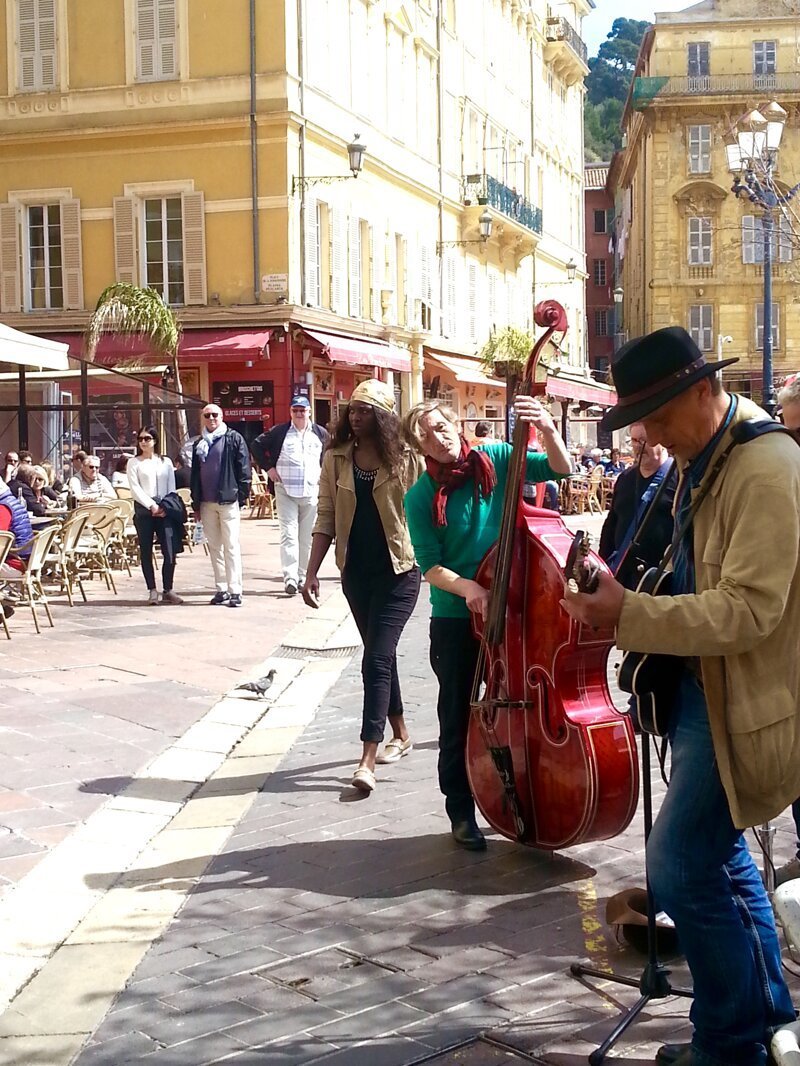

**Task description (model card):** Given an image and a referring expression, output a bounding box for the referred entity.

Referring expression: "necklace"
[353,462,377,482]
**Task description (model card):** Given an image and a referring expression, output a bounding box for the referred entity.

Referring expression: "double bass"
[466,300,639,850]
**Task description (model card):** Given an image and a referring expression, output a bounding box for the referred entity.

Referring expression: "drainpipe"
[436,0,444,343]
[249,0,261,304]
[297,0,307,307]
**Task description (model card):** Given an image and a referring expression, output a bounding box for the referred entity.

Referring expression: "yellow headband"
[349,379,395,413]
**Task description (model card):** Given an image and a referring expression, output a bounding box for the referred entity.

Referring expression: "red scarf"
[425,438,497,527]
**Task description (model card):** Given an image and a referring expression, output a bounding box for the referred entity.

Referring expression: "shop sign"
[261,273,288,293]
[212,380,274,421]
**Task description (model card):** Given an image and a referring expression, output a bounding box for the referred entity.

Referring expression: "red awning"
[302,328,411,373]
[546,374,616,407]
[41,328,273,365]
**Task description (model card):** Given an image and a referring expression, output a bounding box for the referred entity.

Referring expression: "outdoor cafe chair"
[3,523,61,634]
[74,503,119,594]
[0,530,15,639]
[46,509,91,606]
[248,470,275,520]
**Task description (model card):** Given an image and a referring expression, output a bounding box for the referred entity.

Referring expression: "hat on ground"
[349,378,395,413]
[290,395,311,409]
[601,327,738,433]
[605,887,681,956]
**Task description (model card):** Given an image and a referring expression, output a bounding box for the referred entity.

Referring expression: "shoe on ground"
[227,593,243,608]
[284,581,298,596]
[351,767,375,793]
[210,590,230,605]
[656,1044,692,1065]
[776,855,800,887]
[147,589,159,605]
[1,600,15,618]
[376,737,413,764]
[161,590,183,605]
[451,820,487,851]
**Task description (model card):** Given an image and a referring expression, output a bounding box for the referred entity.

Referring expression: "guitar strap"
[610,458,676,581]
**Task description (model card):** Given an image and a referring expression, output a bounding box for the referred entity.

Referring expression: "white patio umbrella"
[0,322,70,371]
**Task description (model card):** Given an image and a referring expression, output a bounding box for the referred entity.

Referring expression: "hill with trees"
[584,18,650,162]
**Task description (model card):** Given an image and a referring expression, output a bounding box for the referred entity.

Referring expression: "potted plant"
[479,325,535,378]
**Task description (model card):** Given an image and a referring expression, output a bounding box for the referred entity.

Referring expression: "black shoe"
[284,581,297,596]
[227,593,243,608]
[451,820,487,851]
[210,591,230,605]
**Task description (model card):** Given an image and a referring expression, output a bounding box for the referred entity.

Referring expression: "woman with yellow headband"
[302,379,422,793]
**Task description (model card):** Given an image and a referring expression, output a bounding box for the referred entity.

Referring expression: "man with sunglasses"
[67,455,117,503]
[190,404,251,607]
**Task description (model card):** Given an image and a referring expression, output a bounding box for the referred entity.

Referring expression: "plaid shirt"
[276,425,323,498]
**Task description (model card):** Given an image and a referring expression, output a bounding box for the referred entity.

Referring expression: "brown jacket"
[313,441,422,574]
[616,396,800,828]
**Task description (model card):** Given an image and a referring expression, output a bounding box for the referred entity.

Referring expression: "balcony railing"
[633,72,800,108]
[545,16,588,66]
[462,173,543,237]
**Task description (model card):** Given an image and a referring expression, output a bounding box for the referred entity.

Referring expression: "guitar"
[564,530,601,594]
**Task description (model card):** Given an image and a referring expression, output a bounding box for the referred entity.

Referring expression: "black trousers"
[133,507,177,592]
[429,616,481,824]
[341,566,420,744]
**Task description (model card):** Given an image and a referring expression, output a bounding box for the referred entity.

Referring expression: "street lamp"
[613,286,623,306]
[728,100,800,416]
[436,209,493,252]
[292,133,367,193]
[566,258,577,281]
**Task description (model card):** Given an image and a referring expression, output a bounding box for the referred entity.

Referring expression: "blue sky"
[583,0,696,56]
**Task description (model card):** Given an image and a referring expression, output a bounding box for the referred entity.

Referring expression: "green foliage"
[584,18,649,159]
[85,283,180,360]
[479,326,535,374]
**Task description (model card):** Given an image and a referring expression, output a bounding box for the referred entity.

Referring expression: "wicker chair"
[45,509,91,606]
[0,530,15,638]
[2,524,61,633]
[73,503,120,594]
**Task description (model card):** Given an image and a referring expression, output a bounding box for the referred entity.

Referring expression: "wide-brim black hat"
[601,327,739,432]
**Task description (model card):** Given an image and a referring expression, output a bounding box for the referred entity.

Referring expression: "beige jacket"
[313,441,422,574]
[616,396,800,828]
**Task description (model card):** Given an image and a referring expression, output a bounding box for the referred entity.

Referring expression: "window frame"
[755,302,780,350]
[753,40,777,76]
[593,209,607,234]
[688,216,712,266]
[689,304,713,352]
[24,201,64,311]
[687,41,710,78]
[140,194,185,306]
[687,124,711,174]
[594,309,608,337]
[593,259,607,286]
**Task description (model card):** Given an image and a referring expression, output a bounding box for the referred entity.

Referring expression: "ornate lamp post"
[727,101,799,416]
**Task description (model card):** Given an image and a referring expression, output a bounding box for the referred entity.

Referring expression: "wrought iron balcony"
[461,173,543,237]
[545,16,588,66]
[632,72,800,108]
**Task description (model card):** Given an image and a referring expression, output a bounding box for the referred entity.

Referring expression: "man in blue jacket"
[190,403,251,607]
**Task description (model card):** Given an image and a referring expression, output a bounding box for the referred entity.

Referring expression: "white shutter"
[60,199,83,310]
[18,0,57,92]
[157,0,177,77]
[370,223,383,322]
[0,204,21,313]
[304,197,320,305]
[444,254,457,337]
[387,234,398,325]
[137,0,156,79]
[36,0,56,89]
[779,215,793,263]
[330,209,347,315]
[113,196,137,284]
[348,216,362,317]
[467,262,478,345]
[18,0,37,91]
[419,244,430,304]
[182,191,206,305]
[742,216,756,264]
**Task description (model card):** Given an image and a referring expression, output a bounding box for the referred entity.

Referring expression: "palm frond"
[84,284,181,361]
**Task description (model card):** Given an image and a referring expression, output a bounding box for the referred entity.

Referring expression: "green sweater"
[404,442,559,619]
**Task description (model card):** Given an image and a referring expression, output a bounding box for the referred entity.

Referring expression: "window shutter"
[330,209,347,315]
[348,216,362,318]
[370,224,383,322]
[157,0,177,77]
[113,196,137,284]
[59,199,83,310]
[386,234,398,324]
[0,204,21,313]
[36,0,57,89]
[467,262,478,345]
[304,197,320,305]
[779,215,793,263]
[742,216,756,264]
[18,0,57,92]
[181,191,207,305]
[137,0,156,79]
[18,0,36,91]
[444,254,457,337]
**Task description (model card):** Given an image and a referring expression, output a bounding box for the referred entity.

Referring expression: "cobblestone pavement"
[67,513,799,1066]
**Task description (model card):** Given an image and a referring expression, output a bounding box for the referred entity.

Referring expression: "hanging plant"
[479,326,535,376]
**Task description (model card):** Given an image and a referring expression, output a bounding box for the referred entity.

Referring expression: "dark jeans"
[133,507,177,593]
[647,673,795,1065]
[429,616,481,824]
[792,798,800,857]
[341,566,420,744]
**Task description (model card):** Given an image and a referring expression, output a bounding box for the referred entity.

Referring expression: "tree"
[584,18,649,158]
[85,284,189,443]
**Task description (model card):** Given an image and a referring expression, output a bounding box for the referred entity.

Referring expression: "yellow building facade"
[0,0,596,462]
[611,0,800,399]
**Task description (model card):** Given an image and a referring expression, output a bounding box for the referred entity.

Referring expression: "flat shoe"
[376,738,413,764]
[351,767,375,793]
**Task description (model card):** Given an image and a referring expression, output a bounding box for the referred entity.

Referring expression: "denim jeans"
[647,673,795,1066]
[133,506,177,592]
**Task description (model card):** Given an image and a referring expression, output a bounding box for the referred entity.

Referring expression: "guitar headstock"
[564,530,600,594]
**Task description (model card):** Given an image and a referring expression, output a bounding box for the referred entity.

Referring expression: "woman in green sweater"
[403,397,571,850]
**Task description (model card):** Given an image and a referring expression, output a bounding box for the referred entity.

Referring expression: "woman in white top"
[127,426,182,605]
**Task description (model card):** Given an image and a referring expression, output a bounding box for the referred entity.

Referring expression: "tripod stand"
[570,730,693,1065]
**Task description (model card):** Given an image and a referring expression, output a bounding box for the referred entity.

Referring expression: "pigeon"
[235,669,276,697]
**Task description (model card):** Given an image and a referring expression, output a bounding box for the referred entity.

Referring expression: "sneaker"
[161,590,184,605]
[210,590,230,605]
[227,593,243,608]
[147,589,159,605]
[284,581,298,596]
[776,856,800,887]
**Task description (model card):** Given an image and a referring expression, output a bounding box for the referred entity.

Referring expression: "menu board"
[212,380,274,423]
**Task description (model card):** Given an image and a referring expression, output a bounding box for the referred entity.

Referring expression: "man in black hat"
[563,327,800,1066]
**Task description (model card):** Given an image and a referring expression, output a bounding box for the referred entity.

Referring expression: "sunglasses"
[203,412,221,419]
[138,435,154,442]
[86,465,100,471]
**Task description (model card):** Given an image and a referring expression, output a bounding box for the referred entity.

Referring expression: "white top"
[68,472,117,502]
[126,455,176,510]
[275,425,322,499]
[111,471,129,487]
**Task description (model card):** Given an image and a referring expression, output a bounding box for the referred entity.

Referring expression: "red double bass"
[466,300,639,850]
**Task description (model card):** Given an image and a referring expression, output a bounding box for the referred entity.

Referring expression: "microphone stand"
[570,730,693,1065]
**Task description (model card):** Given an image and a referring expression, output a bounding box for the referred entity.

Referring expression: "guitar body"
[618,568,683,736]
